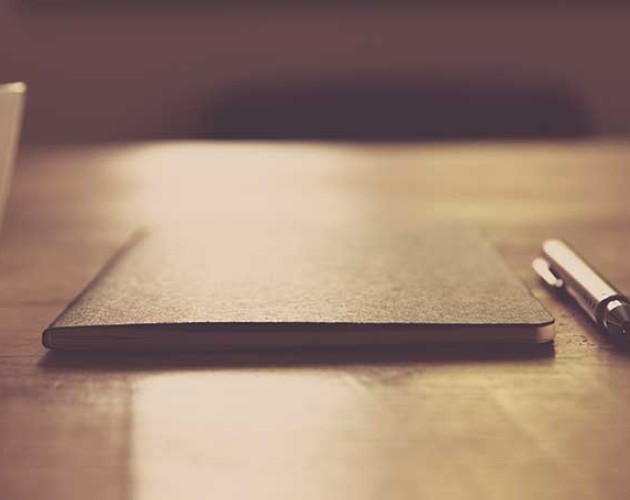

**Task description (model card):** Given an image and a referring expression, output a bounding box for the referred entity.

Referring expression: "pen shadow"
[549,291,630,356]
[38,342,555,373]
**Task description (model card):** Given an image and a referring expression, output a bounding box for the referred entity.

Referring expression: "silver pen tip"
[605,304,630,339]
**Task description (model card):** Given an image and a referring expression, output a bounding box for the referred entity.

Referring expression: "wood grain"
[2,140,630,499]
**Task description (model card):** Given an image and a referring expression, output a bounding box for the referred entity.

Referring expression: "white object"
[0,82,26,235]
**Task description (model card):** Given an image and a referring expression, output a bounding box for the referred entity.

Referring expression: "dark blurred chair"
[205,72,593,141]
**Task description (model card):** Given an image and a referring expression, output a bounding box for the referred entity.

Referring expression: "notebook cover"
[43,222,554,351]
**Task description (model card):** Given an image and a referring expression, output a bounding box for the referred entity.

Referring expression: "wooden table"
[2,141,630,500]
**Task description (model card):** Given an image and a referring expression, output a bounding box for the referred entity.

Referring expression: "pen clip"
[532,257,565,289]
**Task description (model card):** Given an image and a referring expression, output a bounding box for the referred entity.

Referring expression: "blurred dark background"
[1,3,628,143]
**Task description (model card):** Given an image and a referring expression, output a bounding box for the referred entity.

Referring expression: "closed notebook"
[43,222,554,352]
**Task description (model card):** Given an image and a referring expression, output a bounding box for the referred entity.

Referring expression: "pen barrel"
[543,239,622,323]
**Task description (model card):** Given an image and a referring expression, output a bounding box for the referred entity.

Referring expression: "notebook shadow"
[38,342,555,373]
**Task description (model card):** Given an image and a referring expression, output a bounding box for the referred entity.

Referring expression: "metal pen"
[533,239,630,339]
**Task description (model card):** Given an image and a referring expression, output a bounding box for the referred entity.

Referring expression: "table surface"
[2,140,630,500]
